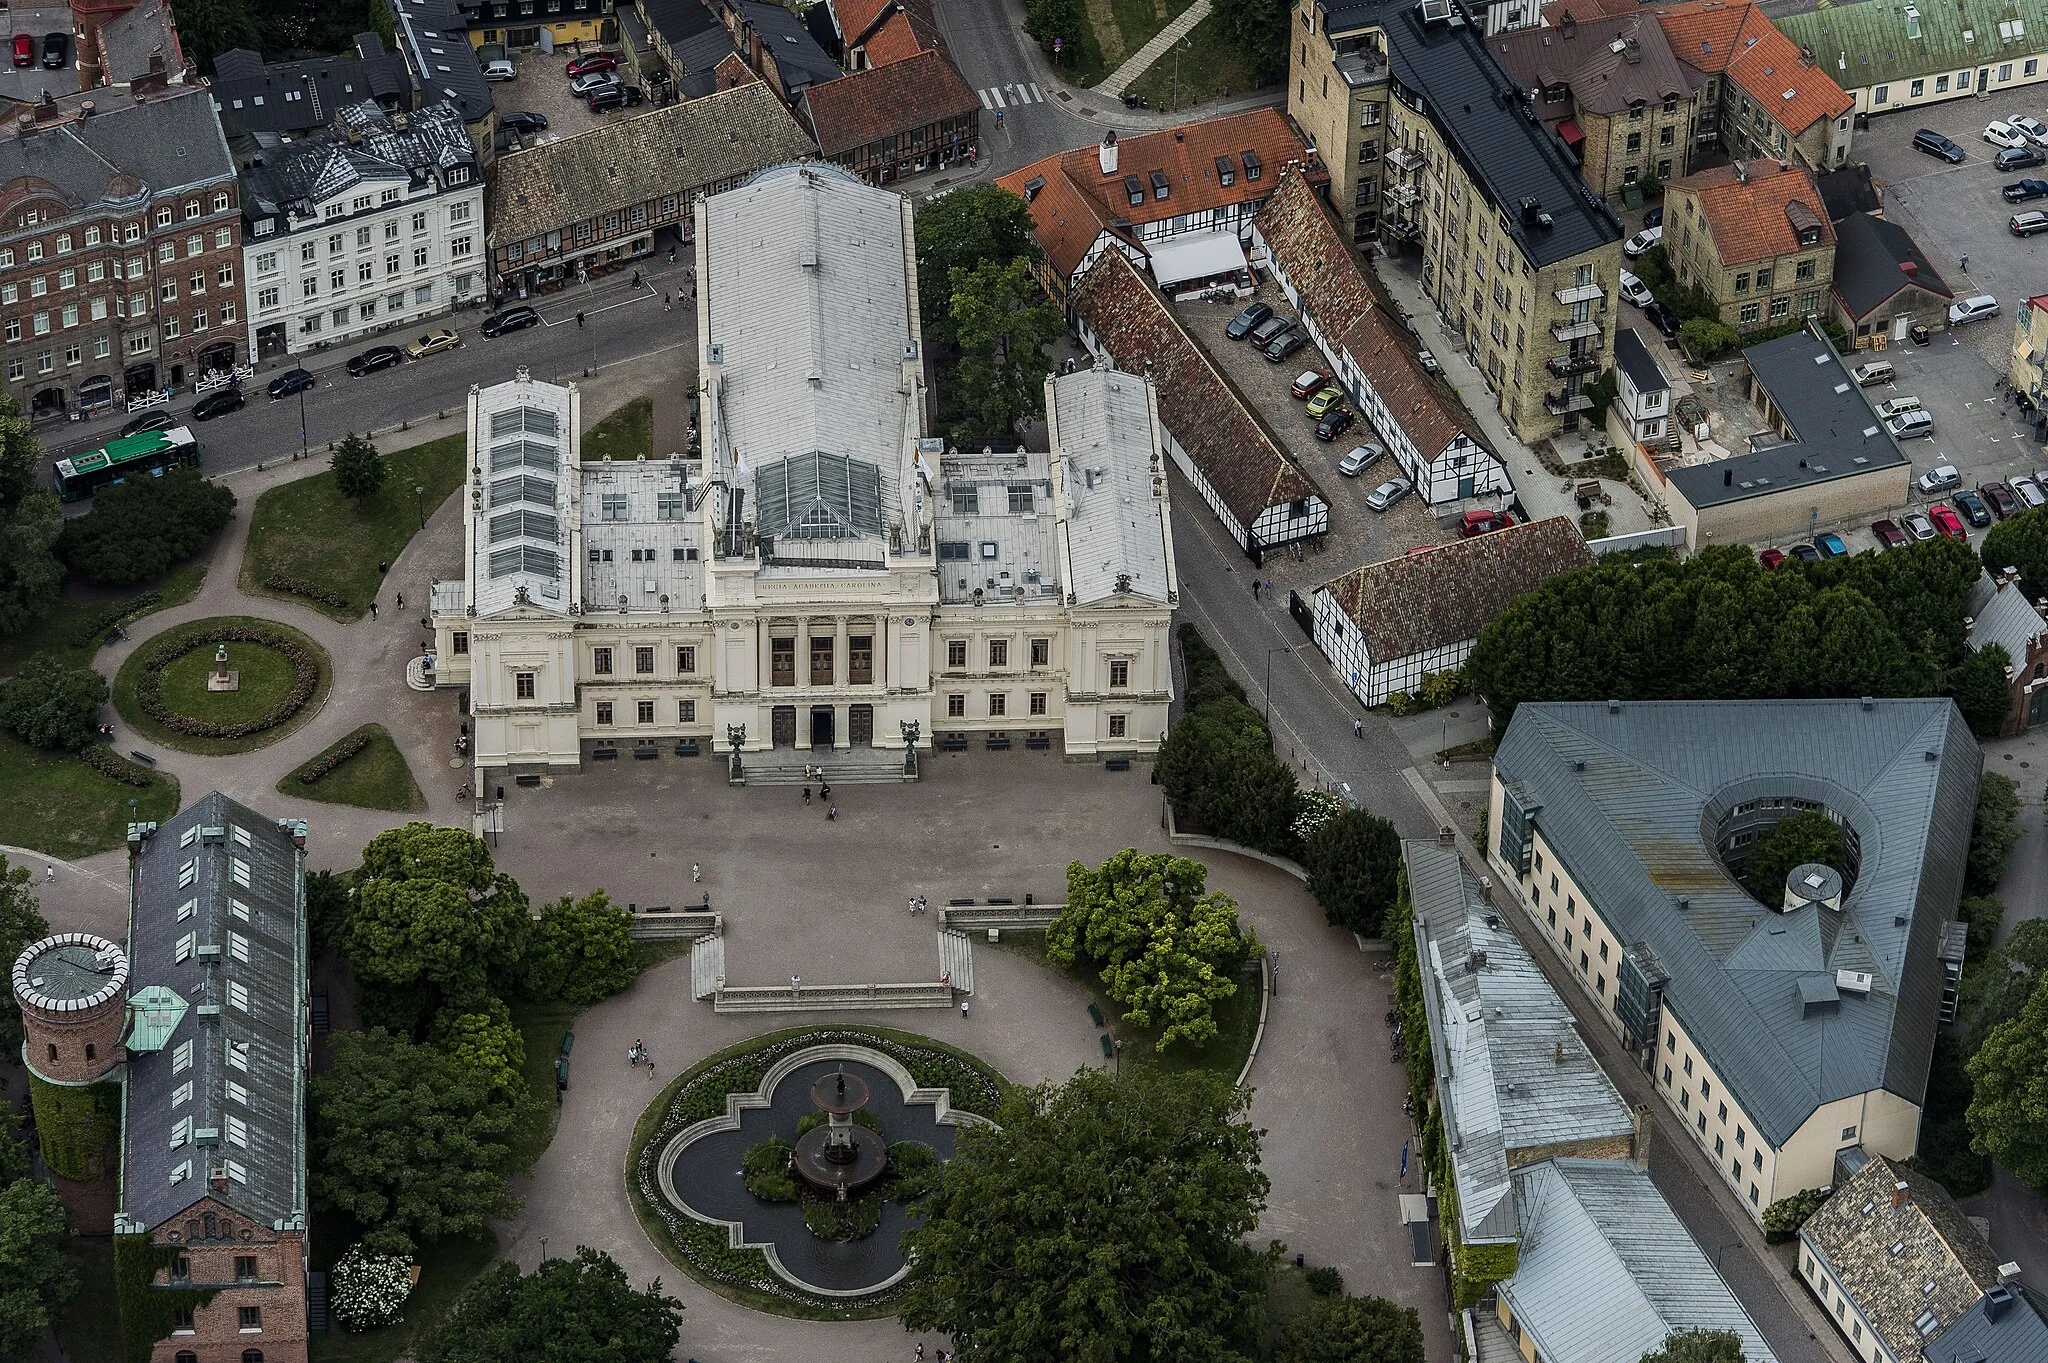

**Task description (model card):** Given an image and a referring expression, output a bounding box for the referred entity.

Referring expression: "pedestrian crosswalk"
[977,81,1044,109]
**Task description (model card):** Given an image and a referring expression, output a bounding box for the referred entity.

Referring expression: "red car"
[1457,509,1517,538]
[564,52,617,77]
[1981,481,2020,518]
[1929,502,1968,538]
[11,35,32,66]
[1871,518,1908,549]
[1758,546,1787,569]
[1289,369,1331,399]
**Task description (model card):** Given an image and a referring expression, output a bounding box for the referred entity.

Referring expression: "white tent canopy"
[1148,231,1247,288]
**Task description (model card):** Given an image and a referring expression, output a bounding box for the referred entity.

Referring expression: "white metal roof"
[1049,366,1171,607]
[933,448,1060,607]
[580,458,704,613]
[1146,229,1248,287]
[470,373,575,618]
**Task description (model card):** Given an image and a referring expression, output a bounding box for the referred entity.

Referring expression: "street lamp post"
[1172,34,1192,111]
[1264,646,1290,722]
[297,386,308,462]
[415,484,426,529]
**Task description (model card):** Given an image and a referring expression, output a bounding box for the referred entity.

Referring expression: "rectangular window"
[989,692,1007,717]
[1030,638,1050,667]
[515,672,535,699]
[1030,692,1047,715]
[989,639,1008,667]
[677,645,696,673]
[235,1256,258,1282]
[771,638,795,686]
[947,694,965,718]
[635,646,654,675]
[238,1307,261,1331]
[848,635,872,684]
[810,636,834,685]
[636,700,655,724]
[947,639,966,668]
[1108,714,1127,738]
[593,646,613,675]
[596,701,614,725]
[678,699,696,722]
[1109,659,1130,688]
[1739,302,1760,324]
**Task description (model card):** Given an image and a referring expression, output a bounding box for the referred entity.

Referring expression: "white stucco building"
[430,163,1176,770]
[239,101,483,362]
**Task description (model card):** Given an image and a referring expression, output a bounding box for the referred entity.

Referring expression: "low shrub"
[135,625,321,739]
[329,1244,414,1332]
[77,743,156,788]
[294,730,371,784]
[1305,1265,1344,1296]
[262,575,351,610]
[1761,1186,1831,1243]
[802,1195,882,1241]
[69,592,162,649]
[741,1137,797,1202]
[888,1141,940,1203]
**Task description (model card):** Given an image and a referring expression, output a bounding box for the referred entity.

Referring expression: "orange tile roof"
[1672,157,1834,266]
[1657,0,1852,135]
[997,108,1321,279]
[799,49,978,157]
[835,0,933,66]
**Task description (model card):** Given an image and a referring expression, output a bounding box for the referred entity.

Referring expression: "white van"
[1875,395,1923,420]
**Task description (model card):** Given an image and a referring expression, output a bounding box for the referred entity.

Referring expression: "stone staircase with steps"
[737,747,916,787]
[713,981,953,1012]
[937,929,974,994]
[690,934,725,1001]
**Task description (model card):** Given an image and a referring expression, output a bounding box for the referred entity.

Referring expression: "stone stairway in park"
[674,914,978,1013]
[690,933,725,1001]
[937,929,974,994]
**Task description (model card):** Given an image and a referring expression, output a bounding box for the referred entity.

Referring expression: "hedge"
[135,626,321,739]
[293,729,371,784]
[70,592,163,649]
[262,575,350,610]
[78,743,156,788]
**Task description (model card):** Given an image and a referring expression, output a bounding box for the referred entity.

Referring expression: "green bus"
[52,426,200,502]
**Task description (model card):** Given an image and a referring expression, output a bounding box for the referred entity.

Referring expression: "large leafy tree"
[1739,810,1845,903]
[1640,1330,1746,1363]
[331,433,386,504]
[174,0,260,73]
[0,1174,73,1363]
[899,1064,1275,1362]
[1949,643,2015,738]
[0,658,106,752]
[1212,0,1289,81]
[1968,983,2048,1191]
[1050,850,1259,1049]
[422,1248,681,1363]
[1968,771,2024,896]
[0,863,43,1058]
[430,997,525,1100]
[58,466,235,586]
[1021,0,1087,69]
[1303,809,1402,937]
[342,823,531,1008]
[0,399,61,636]
[1156,702,1301,856]
[943,257,1064,447]
[519,889,638,1005]
[1982,507,2048,602]
[913,184,1040,351]
[1966,918,2048,1054]
[1275,1294,1425,1363]
[309,1028,519,1258]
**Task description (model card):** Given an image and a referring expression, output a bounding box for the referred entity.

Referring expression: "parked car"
[569,69,620,97]
[1338,444,1384,477]
[499,110,549,135]
[1930,502,1968,537]
[1955,488,1994,526]
[1248,315,1291,348]
[1757,546,1787,569]
[1987,119,2032,148]
[2014,114,2048,146]
[1871,518,1909,549]
[1815,531,1849,558]
[588,84,645,113]
[1314,408,1356,441]
[40,32,64,67]
[1643,205,1663,228]
[347,344,406,376]
[1886,410,1934,440]
[403,328,459,358]
[1622,224,1663,257]
[2011,211,2048,237]
[191,387,245,421]
[1997,145,2048,172]
[1643,300,1681,338]
[1290,368,1331,398]
[10,35,31,66]
[2004,177,2048,201]
[482,55,515,80]
[481,305,542,337]
[1789,542,1823,562]
[1901,511,1937,540]
[1850,359,1895,386]
[266,368,315,399]
[1918,463,1962,493]
[1417,349,1440,374]
[1951,294,2002,325]
[120,410,174,437]
[1457,509,1517,537]
[1982,480,2020,517]
[564,52,617,76]
[1875,394,1922,421]
[1364,477,1412,511]
[2016,475,2048,509]
[1226,303,1273,340]
[1618,270,1652,307]
[1305,386,1345,418]
[1914,128,1968,163]
[1262,330,1308,363]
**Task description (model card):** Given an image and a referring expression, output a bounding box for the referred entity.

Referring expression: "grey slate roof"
[100,0,185,87]
[211,35,413,139]
[1666,326,1909,510]
[1048,365,1173,607]
[1614,327,1667,395]
[640,0,738,95]
[1503,1158,1779,1363]
[1491,699,1979,1147]
[1406,841,1636,1246]
[385,0,493,122]
[1815,165,1882,224]
[1832,211,1952,321]
[1927,1282,2048,1363]
[0,86,235,215]
[1491,11,1705,116]
[1322,0,1625,268]
[736,1,841,91]
[117,793,307,1236]
[241,102,473,222]
[1965,570,2045,666]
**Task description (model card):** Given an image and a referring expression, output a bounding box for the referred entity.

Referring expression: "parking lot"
[1168,288,1451,566]
[493,46,655,146]
[0,7,74,103]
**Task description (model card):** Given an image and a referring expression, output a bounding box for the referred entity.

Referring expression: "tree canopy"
[309,1028,520,1258]
[940,256,1064,447]
[1739,810,1845,904]
[1968,980,2048,1191]
[1157,625,1302,857]
[1640,1331,1746,1363]
[518,889,638,1005]
[1950,643,2014,738]
[58,465,234,586]
[0,658,106,752]
[1052,849,1260,1049]
[332,433,386,503]
[0,859,47,1056]
[913,184,1040,351]
[899,1064,1275,1362]
[1275,1294,1424,1363]
[1982,507,2048,602]
[421,1248,682,1363]
[430,996,525,1100]
[1303,809,1402,937]
[1211,0,1289,81]
[1968,771,2023,896]
[341,823,531,1008]
[1021,0,1087,69]
[0,398,62,636]
[1465,540,1981,731]
[0,1173,73,1363]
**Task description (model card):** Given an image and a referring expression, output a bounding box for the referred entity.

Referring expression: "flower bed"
[293,729,370,784]
[135,626,321,739]
[329,1245,414,1332]
[77,743,155,788]
[69,592,162,649]
[262,575,351,611]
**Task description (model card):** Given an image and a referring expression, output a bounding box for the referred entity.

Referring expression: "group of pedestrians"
[627,1038,655,1080]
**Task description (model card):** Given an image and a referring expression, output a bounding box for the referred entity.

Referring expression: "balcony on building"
[1546,352,1598,378]
[1385,145,1424,174]
[1334,42,1388,89]
[1554,281,1605,305]
[1384,180,1420,209]
[1551,318,1601,343]
[1544,389,1595,415]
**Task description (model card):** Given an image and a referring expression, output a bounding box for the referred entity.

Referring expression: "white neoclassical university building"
[429,162,1177,770]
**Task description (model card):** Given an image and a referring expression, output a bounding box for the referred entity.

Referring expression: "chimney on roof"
[1622,36,1641,62]
[2001,1262,2024,1286]
[1631,1104,1652,1169]
[1099,130,1119,175]
[1900,259,1918,276]
[1560,10,1577,36]
[1799,42,1815,65]
[1892,1179,1910,1209]
[1734,159,1748,184]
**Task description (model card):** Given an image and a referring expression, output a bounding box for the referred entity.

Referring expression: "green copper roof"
[1776,0,2048,92]
[123,985,186,1053]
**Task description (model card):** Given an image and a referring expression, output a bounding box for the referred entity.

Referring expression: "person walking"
[1251,579,1261,601]
[909,896,919,915]
[692,862,702,883]
[1354,719,1364,738]
[663,292,672,311]
[819,782,831,801]
[395,592,404,609]
[44,865,54,883]
[960,999,970,1017]
[647,1059,656,1081]
[917,1345,925,1360]
[369,601,379,620]
[803,786,812,805]
[918,895,928,915]
[827,803,837,821]
[576,311,585,328]
[1962,252,1971,272]
[668,246,677,265]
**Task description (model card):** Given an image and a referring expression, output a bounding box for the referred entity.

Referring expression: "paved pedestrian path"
[1096,0,1211,97]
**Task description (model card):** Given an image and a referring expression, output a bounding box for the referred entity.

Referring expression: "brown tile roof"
[1070,247,1322,529]
[1254,169,1477,463]
[836,0,933,66]
[487,80,817,246]
[997,108,1320,278]
[1672,158,1834,266]
[1657,0,1852,135]
[1801,1155,2000,1363]
[1492,11,1706,116]
[1320,516,1593,657]
[799,48,977,156]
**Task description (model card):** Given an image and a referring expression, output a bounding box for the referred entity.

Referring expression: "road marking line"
[983,86,1005,108]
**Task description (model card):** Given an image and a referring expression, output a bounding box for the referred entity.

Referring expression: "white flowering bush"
[1292,788,1345,842]
[330,1244,413,1332]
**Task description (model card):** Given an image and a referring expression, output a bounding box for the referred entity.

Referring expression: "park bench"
[592,746,618,761]
[937,734,970,752]
[675,739,700,756]
[985,735,1012,751]
[1088,1002,1104,1027]
[129,750,156,766]
[1025,734,1051,750]
[1099,1033,1115,1059]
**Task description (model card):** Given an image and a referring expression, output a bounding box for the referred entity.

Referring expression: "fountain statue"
[791,1066,889,1202]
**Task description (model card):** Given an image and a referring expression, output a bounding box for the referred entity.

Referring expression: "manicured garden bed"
[280,723,424,812]
[113,616,331,755]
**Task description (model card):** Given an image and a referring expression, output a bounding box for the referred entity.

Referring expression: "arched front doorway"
[198,340,236,374]
[29,385,64,418]
[123,362,156,396]
[76,374,112,410]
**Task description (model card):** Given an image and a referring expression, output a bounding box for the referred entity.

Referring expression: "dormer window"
[1799,227,1820,245]
[1124,174,1144,207]
[1149,170,1169,201]
[1215,155,1235,187]
[1243,150,1262,180]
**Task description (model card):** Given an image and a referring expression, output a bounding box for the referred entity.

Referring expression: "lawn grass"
[156,638,301,727]
[241,434,466,622]
[112,615,332,756]
[0,734,179,857]
[1122,10,1254,111]
[56,1235,120,1363]
[306,1229,499,1363]
[280,723,425,812]
[0,560,206,677]
[582,396,652,463]
[508,999,581,1174]
[990,930,1264,1082]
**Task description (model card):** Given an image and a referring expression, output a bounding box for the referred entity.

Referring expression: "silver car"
[2016,475,2048,509]
[1901,511,1936,540]
[1365,477,1412,511]
[1338,444,1385,477]
[569,69,620,96]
